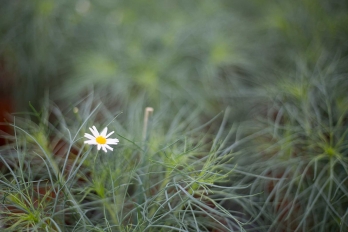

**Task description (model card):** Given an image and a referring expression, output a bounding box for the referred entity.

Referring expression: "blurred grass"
[1,1,347,112]
[0,101,248,231]
[1,0,348,231]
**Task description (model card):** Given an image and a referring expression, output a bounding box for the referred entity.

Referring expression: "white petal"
[100,127,108,137]
[85,140,97,144]
[106,131,114,138]
[89,126,99,137]
[97,144,101,150]
[84,133,95,140]
[102,145,107,152]
[93,126,100,135]
[106,138,119,144]
[105,144,113,151]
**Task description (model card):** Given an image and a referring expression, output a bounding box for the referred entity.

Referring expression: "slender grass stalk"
[143,107,154,142]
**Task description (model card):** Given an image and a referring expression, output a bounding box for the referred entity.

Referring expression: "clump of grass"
[0,100,249,231]
[2,1,348,231]
[232,58,348,231]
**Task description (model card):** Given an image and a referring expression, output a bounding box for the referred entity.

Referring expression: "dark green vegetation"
[1,0,348,231]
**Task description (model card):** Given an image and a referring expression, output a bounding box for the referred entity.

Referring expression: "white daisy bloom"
[84,126,119,153]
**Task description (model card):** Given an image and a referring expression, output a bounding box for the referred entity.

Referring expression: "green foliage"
[0,103,246,231]
[1,0,348,231]
[233,58,348,231]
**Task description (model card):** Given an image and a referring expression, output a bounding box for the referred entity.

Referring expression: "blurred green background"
[1,0,348,115]
[1,0,348,230]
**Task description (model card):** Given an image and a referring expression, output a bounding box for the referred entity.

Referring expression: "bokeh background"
[1,0,348,231]
[1,0,348,115]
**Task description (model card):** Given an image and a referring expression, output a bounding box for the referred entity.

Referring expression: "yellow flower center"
[96,136,107,144]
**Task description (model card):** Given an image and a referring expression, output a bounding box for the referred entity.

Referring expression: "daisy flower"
[84,126,119,152]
